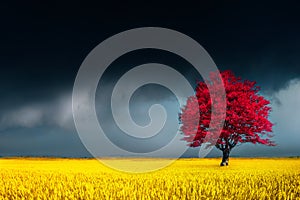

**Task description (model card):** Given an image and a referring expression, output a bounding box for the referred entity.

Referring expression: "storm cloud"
[0,1,299,157]
[0,94,74,131]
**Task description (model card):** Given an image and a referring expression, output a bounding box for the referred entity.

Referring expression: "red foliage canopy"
[179,70,275,151]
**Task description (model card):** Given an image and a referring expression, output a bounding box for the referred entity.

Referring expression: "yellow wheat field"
[0,158,299,200]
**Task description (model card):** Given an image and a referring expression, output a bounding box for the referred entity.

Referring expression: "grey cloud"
[270,78,300,147]
[0,106,43,128]
[0,94,74,131]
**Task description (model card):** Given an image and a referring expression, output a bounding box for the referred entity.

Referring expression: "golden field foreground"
[0,158,299,200]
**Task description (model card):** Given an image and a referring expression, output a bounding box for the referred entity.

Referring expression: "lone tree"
[179,70,275,166]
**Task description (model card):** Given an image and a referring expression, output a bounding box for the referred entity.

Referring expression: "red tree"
[179,70,275,166]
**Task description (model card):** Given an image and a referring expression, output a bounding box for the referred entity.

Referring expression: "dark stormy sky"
[0,1,299,157]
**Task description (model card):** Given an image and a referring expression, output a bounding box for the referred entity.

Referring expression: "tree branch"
[215,143,225,151]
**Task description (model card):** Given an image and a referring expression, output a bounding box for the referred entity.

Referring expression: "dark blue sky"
[0,1,299,157]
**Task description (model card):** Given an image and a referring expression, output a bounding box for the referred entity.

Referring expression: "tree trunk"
[220,148,230,166]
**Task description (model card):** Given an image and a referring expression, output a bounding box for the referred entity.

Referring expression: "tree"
[179,70,275,166]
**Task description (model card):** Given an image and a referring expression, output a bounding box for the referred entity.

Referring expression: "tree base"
[220,161,229,166]
[220,148,230,166]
